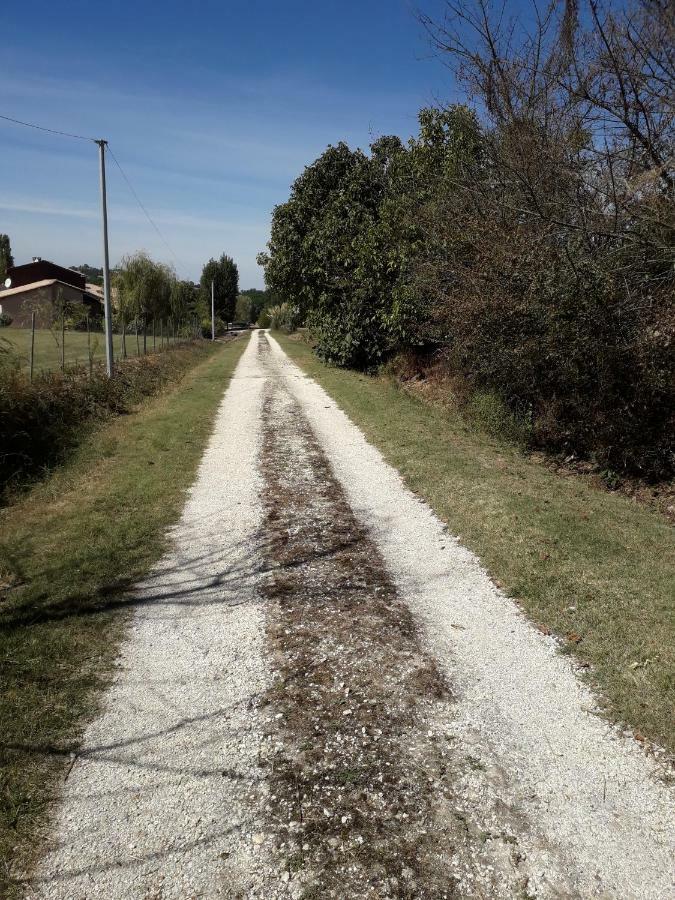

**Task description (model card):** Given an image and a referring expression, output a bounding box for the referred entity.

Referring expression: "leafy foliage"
[259,1,673,478]
[0,343,214,498]
[0,234,13,284]
[267,302,302,332]
[71,263,104,286]
[200,254,239,322]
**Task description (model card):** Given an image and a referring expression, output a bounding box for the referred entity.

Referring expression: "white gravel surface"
[25,330,674,899]
[266,332,675,900]
[25,335,273,899]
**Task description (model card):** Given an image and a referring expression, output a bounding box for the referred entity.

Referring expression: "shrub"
[0,313,12,327]
[268,302,301,332]
[0,343,215,499]
[200,316,226,338]
[464,391,532,447]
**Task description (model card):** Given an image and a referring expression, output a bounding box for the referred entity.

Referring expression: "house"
[0,258,104,326]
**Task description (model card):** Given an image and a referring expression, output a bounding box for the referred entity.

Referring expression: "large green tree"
[258,109,482,368]
[238,288,271,323]
[115,252,175,323]
[0,234,14,284]
[200,254,238,322]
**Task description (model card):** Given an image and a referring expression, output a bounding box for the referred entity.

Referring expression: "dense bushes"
[0,342,215,498]
[259,1,674,479]
[267,302,302,332]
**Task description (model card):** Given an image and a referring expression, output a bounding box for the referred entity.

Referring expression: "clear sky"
[0,0,459,288]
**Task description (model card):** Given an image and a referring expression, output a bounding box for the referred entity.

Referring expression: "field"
[1,326,186,374]
[276,331,675,754]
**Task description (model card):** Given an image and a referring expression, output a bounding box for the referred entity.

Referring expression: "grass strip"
[2,327,178,373]
[0,335,249,895]
[275,332,675,755]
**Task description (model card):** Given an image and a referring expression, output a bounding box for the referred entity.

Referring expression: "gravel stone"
[22,330,675,899]
[24,335,274,899]
[266,331,675,899]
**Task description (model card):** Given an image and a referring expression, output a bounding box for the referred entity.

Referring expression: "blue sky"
[1,0,459,287]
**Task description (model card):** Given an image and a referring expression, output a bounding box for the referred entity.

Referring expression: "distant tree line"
[72,264,104,286]
[114,251,241,336]
[258,0,674,480]
[1,234,247,337]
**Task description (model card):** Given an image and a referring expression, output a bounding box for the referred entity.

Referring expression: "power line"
[0,112,95,142]
[1,111,184,275]
[106,145,183,273]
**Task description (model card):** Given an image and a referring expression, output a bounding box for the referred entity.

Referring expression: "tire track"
[256,335,537,899]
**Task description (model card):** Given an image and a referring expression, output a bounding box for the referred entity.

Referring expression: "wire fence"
[2,313,203,381]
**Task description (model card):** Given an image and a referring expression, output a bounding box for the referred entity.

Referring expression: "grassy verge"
[1,341,221,499]
[0,335,249,895]
[2,327,182,373]
[275,332,675,755]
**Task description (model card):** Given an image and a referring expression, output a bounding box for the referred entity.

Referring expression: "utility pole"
[211,279,215,341]
[96,139,114,377]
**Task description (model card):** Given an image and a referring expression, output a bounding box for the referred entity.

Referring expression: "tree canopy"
[257,0,674,479]
[200,254,239,322]
[0,235,14,284]
[114,252,197,324]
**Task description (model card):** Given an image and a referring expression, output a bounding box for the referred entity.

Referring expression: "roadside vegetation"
[0,335,248,895]
[258,0,674,482]
[276,331,675,756]
[1,326,187,375]
[0,338,215,499]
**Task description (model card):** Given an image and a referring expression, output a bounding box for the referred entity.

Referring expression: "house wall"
[0,283,85,327]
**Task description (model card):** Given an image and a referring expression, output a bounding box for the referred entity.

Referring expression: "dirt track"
[24,330,675,899]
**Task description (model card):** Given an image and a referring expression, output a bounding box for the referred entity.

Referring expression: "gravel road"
[24,329,675,899]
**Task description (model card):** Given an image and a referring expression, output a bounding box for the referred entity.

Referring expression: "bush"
[0,343,215,498]
[464,390,532,447]
[0,313,12,327]
[257,309,272,328]
[200,316,226,338]
[258,0,674,479]
[268,302,301,332]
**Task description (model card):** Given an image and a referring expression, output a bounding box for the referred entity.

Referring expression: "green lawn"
[275,331,675,755]
[2,326,186,374]
[0,335,249,895]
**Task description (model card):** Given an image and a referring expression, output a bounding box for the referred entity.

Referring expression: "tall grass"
[0,341,215,499]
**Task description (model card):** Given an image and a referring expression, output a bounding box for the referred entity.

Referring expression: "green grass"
[275,332,675,754]
[2,326,184,374]
[0,334,249,895]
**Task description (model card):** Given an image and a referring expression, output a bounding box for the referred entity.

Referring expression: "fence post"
[143,316,147,355]
[86,315,92,377]
[61,312,65,372]
[136,319,140,356]
[29,311,36,382]
[152,318,156,351]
